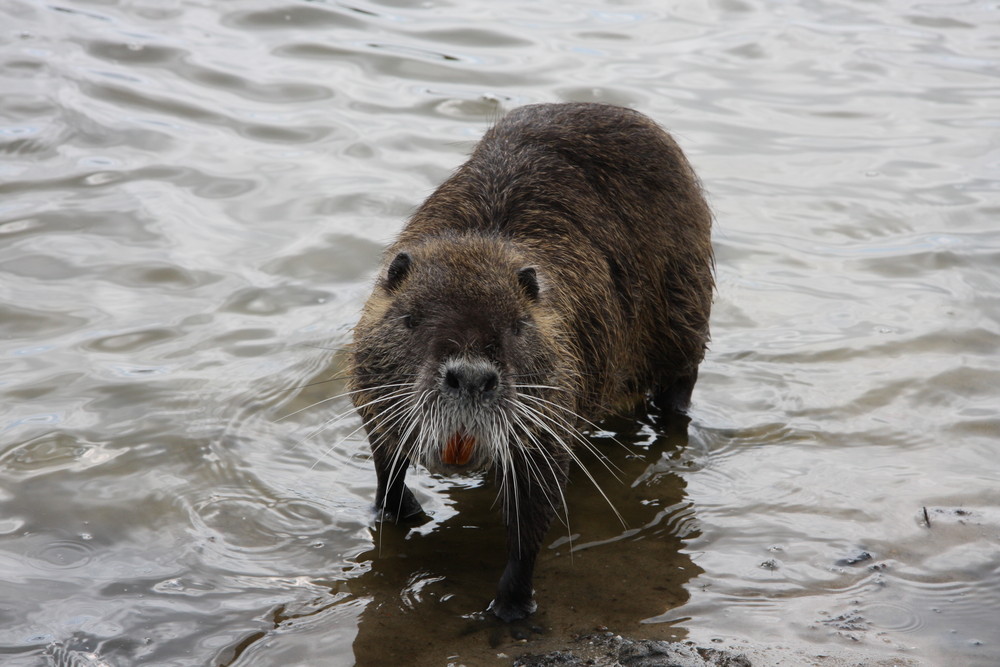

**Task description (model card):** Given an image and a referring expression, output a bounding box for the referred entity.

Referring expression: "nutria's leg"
[488,448,569,621]
[372,442,422,523]
[654,369,699,414]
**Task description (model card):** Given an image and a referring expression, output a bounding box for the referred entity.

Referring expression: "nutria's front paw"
[487,595,537,623]
[373,486,423,523]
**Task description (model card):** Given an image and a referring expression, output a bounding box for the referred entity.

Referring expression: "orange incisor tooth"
[443,431,476,466]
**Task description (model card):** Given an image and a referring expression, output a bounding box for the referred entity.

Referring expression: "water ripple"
[25,538,96,571]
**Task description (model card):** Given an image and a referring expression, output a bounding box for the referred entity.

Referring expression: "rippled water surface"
[2,1,998,665]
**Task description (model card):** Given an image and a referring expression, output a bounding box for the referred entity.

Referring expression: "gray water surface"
[2,1,998,665]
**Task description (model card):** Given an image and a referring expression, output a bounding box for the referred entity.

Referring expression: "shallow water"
[1,0,998,665]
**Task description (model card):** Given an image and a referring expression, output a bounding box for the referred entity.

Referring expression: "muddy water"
[1,1,998,665]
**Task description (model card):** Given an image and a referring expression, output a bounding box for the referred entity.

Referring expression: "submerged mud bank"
[513,633,921,667]
[514,634,750,667]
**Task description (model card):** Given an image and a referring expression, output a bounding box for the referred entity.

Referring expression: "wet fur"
[348,102,713,621]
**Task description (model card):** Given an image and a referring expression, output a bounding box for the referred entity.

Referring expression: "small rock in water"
[836,550,873,566]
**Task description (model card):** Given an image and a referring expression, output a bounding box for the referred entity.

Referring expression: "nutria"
[347,102,713,622]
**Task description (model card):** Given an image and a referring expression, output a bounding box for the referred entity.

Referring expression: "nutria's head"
[349,235,569,475]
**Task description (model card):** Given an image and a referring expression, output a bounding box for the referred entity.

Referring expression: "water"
[1,0,998,665]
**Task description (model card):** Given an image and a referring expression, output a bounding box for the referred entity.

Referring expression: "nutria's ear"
[517,266,539,301]
[384,252,411,291]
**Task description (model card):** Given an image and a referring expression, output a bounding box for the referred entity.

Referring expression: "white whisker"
[275,382,412,423]
[511,399,624,527]
[518,392,630,455]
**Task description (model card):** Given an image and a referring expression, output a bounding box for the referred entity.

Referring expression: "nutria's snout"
[440,358,501,403]
[423,357,504,473]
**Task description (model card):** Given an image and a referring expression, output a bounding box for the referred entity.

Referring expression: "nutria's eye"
[512,317,529,336]
[403,314,416,329]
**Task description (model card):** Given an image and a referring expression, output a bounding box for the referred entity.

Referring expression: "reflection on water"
[343,413,696,667]
[1,0,998,665]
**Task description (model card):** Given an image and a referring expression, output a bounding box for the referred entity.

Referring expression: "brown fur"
[348,102,713,621]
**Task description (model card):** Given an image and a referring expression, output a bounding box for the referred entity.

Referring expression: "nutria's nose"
[442,360,499,399]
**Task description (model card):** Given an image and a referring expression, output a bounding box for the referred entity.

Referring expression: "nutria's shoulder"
[399,103,706,246]
[491,101,653,130]
[475,102,678,173]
